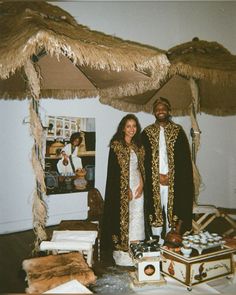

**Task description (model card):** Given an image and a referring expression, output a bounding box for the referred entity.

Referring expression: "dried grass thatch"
[167,38,236,84]
[0,1,169,103]
[130,38,236,116]
[164,38,236,116]
[100,39,236,116]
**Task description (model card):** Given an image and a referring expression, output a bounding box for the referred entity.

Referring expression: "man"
[142,97,194,245]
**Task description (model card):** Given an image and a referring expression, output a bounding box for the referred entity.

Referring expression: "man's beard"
[155,114,169,123]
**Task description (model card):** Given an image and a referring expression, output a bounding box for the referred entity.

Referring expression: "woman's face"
[123,119,137,140]
[72,137,81,146]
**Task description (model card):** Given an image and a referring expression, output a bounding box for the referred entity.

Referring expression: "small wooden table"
[161,245,235,290]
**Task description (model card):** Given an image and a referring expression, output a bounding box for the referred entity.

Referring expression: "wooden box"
[161,245,235,290]
[136,257,161,282]
[130,256,166,288]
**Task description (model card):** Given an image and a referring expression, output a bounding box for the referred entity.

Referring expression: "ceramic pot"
[85,165,95,181]
[181,247,192,257]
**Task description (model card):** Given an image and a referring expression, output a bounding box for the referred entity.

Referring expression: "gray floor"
[91,266,236,294]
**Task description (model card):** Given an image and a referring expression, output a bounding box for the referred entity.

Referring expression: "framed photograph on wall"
[44,115,96,195]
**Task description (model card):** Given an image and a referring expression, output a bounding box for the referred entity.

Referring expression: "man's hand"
[159,173,169,186]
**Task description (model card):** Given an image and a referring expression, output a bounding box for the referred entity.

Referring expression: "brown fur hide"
[22,252,96,294]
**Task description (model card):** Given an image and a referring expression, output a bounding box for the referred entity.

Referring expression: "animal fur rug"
[22,252,96,293]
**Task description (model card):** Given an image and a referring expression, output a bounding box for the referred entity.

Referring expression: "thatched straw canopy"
[0,1,169,102]
[167,38,236,82]
[99,38,236,116]
[162,38,236,116]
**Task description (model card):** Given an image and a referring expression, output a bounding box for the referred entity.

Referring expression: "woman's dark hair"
[109,114,142,147]
[70,132,82,146]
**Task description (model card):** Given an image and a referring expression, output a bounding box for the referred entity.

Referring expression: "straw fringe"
[170,63,236,85]
[41,89,98,100]
[99,55,170,113]
[201,107,236,117]
[31,147,46,194]
[24,60,41,99]
[29,104,44,149]
[99,96,193,115]
[32,190,48,253]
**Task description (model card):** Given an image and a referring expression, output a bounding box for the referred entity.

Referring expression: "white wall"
[54,1,236,52]
[0,1,236,234]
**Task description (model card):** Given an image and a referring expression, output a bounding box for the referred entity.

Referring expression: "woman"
[101,114,146,266]
[57,132,83,175]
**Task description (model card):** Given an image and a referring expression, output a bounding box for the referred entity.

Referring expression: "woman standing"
[57,132,83,175]
[101,114,146,266]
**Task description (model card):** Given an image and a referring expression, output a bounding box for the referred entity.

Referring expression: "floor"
[89,264,236,294]
[0,218,235,294]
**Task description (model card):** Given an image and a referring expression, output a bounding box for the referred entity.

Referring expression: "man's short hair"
[153,97,171,113]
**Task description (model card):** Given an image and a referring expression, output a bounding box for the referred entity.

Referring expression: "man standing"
[142,97,194,245]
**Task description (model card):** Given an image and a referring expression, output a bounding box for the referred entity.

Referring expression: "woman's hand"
[128,188,133,201]
[134,175,143,199]
[134,186,143,199]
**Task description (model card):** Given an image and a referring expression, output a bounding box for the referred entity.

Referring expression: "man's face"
[154,103,170,122]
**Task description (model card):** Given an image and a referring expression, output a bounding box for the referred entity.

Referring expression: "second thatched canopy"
[107,38,236,116]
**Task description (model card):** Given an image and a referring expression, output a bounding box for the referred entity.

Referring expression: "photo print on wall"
[44,115,96,195]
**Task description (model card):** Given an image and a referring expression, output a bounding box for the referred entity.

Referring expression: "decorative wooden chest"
[161,245,235,290]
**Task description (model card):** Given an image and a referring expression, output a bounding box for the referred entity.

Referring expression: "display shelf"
[47,115,78,140]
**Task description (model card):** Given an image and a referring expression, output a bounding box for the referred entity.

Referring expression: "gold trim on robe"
[111,141,145,251]
[144,122,180,227]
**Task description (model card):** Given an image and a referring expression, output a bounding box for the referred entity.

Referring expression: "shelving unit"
[47,115,78,140]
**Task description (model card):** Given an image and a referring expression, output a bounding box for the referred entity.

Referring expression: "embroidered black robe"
[142,121,194,234]
[100,140,145,256]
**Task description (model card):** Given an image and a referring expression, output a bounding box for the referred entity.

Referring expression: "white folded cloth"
[52,230,98,244]
[40,240,92,252]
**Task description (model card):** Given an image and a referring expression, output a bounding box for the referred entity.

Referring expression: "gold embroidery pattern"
[165,123,180,226]
[111,141,145,251]
[112,234,119,245]
[145,123,180,227]
[111,141,130,251]
[145,124,162,226]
